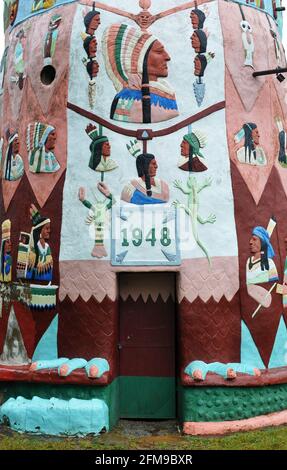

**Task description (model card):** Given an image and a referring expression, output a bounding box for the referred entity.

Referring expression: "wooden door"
[119,273,176,419]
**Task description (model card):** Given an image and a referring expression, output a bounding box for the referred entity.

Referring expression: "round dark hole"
[40,65,56,85]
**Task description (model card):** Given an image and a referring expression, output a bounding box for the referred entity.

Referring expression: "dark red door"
[119,273,176,419]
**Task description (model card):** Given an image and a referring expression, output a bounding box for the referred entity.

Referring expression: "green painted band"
[178,383,287,423]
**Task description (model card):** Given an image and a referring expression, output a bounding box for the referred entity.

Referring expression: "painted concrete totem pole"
[0,0,287,437]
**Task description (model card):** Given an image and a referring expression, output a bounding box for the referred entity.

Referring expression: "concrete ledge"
[181,366,287,387]
[183,410,287,435]
[0,365,111,386]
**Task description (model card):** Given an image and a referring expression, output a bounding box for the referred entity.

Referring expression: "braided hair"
[136,153,155,197]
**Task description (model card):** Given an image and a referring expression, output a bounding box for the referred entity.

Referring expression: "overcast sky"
[0,1,286,62]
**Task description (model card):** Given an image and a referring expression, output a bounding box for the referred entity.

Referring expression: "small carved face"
[147,40,170,79]
[249,235,261,255]
[240,20,252,34]
[87,14,101,35]
[148,158,158,177]
[190,11,199,29]
[20,234,29,245]
[45,130,57,151]
[91,60,99,77]
[4,239,11,254]
[88,37,97,57]
[194,56,202,76]
[41,223,51,241]
[181,140,190,157]
[191,32,201,52]
[12,136,20,155]
[102,141,111,158]
[251,127,260,146]
[136,11,153,29]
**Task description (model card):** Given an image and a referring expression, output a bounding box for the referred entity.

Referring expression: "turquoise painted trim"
[0,396,109,436]
[184,361,258,380]
[32,315,58,362]
[58,358,87,376]
[0,377,120,430]
[31,358,69,370]
[241,321,266,369]
[231,0,274,17]
[85,358,110,378]
[268,317,287,369]
[9,0,77,31]
[8,0,281,36]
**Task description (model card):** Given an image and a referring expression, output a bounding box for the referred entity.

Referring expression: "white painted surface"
[61,1,238,262]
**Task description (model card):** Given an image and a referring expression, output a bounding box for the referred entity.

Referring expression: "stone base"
[183,410,287,435]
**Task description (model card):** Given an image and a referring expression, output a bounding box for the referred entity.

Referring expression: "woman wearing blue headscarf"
[246,226,279,285]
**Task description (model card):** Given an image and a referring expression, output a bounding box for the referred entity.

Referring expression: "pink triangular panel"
[1,83,25,211]
[2,180,22,212]
[26,3,76,116]
[219,1,271,113]
[5,24,28,122]
[18,75,67,208]
[226,71,276,205]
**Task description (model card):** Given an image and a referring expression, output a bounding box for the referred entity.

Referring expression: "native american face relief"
[146,40,170,80]
[19,204,54,282]
[3,130,24,181]
[190,9,206,30]
[27,122,60,174]
[82,6,101,109]
[190,6,214,108]
[86,124,118,174]
[102,24,179,124]
[86,59,99,80]
[178,131,208,173]
[84,10,101,36]
[87,37,98,58]
[121,141,170,205]
[83,36,97,59]
[246,226,279,287]
[191,30,207,54]
[234,123,267,166]
[246,223,279,315]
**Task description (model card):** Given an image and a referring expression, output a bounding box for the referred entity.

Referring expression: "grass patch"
[1,424,287,450]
